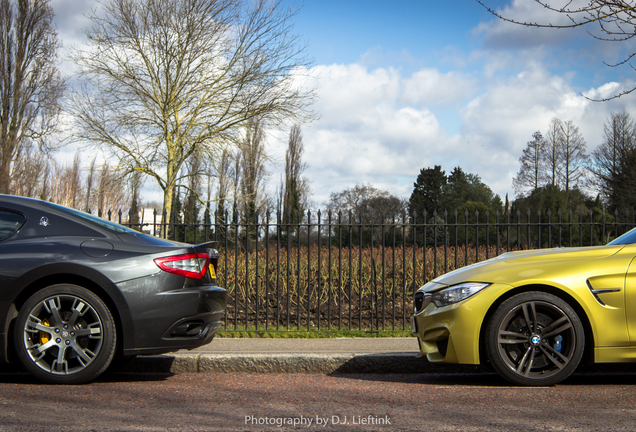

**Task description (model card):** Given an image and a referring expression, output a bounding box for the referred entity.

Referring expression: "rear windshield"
[0,209,26,241]
[44,202,139,234]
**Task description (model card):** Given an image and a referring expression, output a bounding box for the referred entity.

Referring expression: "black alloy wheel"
[485,291,585,386]
[14,284,116,384]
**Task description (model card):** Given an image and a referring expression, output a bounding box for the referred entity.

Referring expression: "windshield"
[44,202,139,234]
[608,227,636,245]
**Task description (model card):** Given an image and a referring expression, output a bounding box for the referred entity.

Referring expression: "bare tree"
[544,118,565,187]
[182,154,205,238]
[477,1,636,99]
[328,184,396,215]
[282,124,309,224]
[47,153,83,208]
[10,143,47,197]
[559,120,588,192]
[70,0,315,233]
[513,118,588,196]
[361,194,408,222]
[0,0,65,193]
[327,183,407,244]
[84,157,97,211]
[595,111,636,173]
[512,131,546,196]
[94,162,129,214]
[590,112,636,209]
[67,152,82,208]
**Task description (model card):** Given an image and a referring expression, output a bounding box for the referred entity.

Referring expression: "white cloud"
[474,0,588,49]
[402,69,478,107]
[285,64,462,205]
[458,62,591,196]
[278,55,636,209]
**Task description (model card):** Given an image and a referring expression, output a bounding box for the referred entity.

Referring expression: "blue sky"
[288,1,492,68]
[51,0,636,207]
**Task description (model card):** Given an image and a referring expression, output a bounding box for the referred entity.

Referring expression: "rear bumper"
[121,283,227,356]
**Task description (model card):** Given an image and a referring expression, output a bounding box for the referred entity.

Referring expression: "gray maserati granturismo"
[0,195,226,384]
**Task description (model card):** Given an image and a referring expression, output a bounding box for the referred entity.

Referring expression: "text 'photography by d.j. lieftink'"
[244,414,392,428]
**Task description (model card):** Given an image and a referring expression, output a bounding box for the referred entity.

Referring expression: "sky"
[49,0,636,208]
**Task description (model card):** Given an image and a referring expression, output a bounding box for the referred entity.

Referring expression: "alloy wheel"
[15,285,116,384]
[22,294,104,375]
[486,292,584,386]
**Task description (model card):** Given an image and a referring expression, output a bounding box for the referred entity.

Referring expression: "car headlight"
[430,282,490,307]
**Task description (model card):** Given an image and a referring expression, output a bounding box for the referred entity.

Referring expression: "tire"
[485,291,584,386]
[13,284,116,384]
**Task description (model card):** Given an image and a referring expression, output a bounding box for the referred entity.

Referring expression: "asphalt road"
[1,371,636,431]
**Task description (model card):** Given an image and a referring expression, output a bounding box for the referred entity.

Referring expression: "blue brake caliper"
[553,335,563,357]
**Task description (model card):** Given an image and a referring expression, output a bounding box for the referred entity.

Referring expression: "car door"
[625,255,636,345]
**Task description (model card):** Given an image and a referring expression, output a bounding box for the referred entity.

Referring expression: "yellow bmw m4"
[412,228,636,386]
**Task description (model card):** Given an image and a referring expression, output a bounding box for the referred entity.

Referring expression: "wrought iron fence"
[104,207,636,335]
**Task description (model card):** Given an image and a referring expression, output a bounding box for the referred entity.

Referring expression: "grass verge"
[217,326,411,338]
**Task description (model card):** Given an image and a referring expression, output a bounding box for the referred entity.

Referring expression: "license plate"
[411,316,417,334]
[208,264,216,279]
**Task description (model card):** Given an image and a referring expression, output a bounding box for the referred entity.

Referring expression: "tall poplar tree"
[283,124,309,225]
[0,0,65,193]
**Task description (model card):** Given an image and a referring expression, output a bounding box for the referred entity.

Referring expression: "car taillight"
[154,253,210,279]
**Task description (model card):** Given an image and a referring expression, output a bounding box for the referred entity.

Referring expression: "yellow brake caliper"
[40,319,51,344]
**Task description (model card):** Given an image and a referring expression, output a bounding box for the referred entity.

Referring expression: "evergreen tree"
[409,165,447,217]
[442,167,502,213]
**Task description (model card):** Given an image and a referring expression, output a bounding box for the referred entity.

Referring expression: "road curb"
[125,353,484,375]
